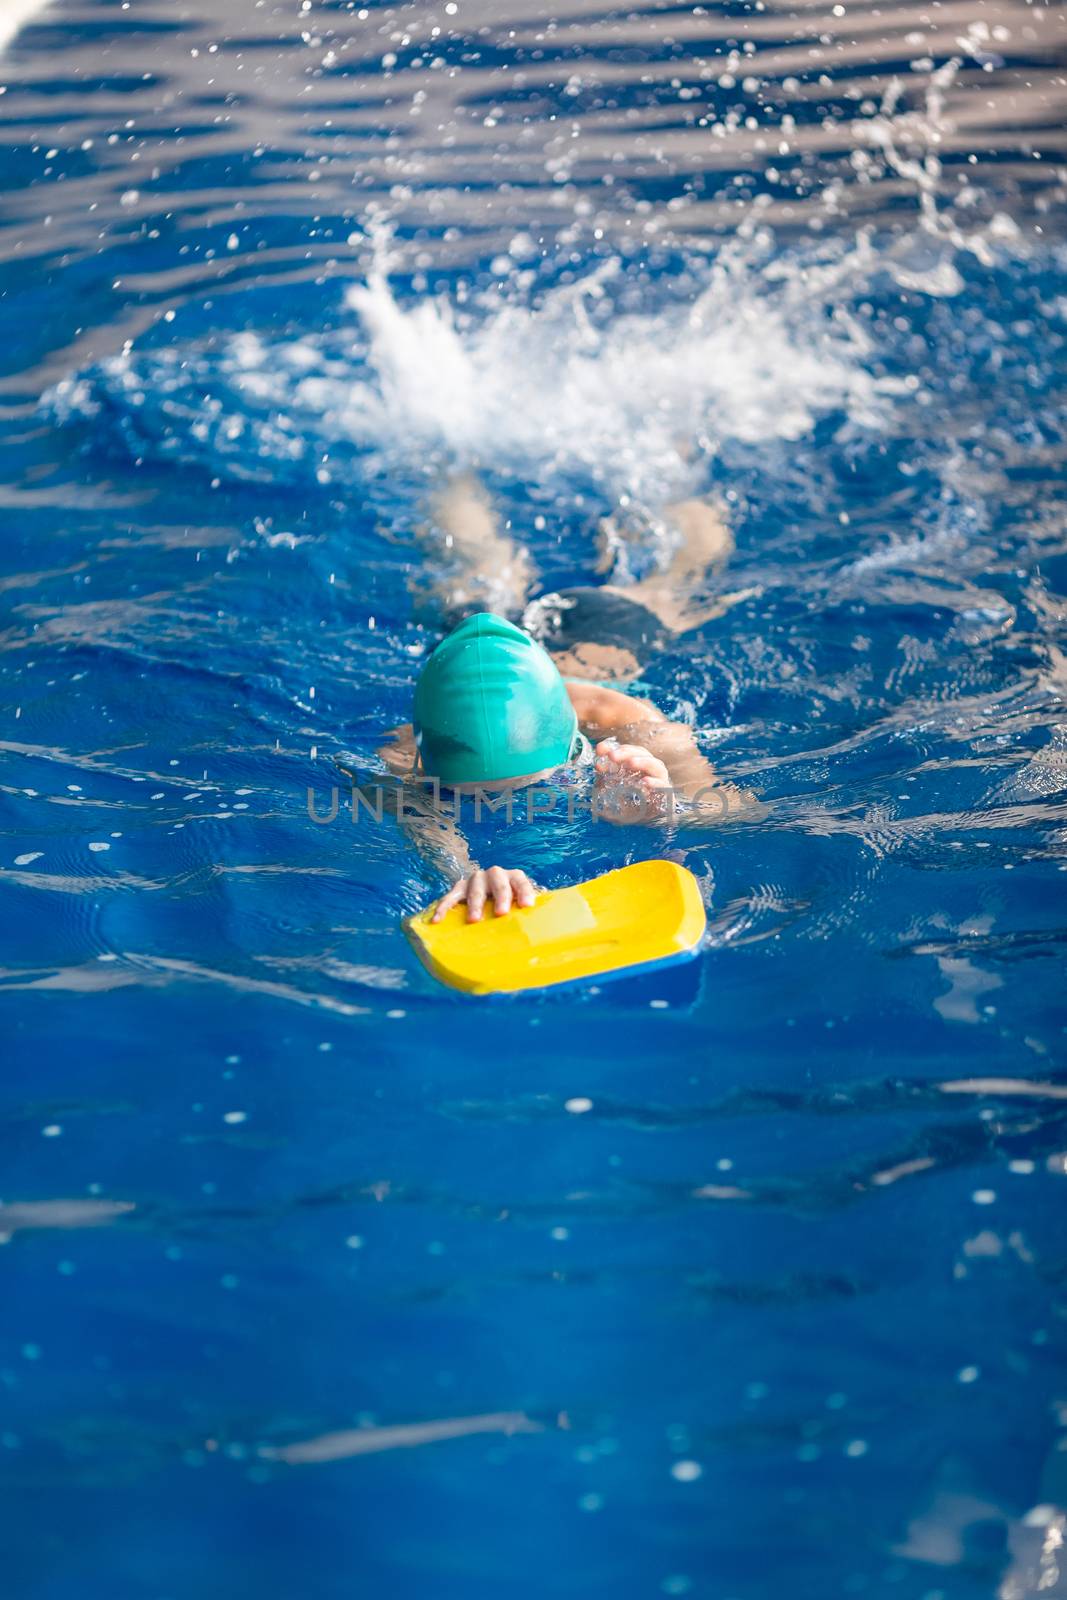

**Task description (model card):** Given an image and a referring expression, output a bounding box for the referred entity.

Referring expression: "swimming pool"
[1,0,1065,1595]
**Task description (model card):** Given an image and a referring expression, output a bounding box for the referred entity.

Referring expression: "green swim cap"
[413,612,579,785]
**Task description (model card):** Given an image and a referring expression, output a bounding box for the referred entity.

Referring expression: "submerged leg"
[601,496,755,634]
[411,474,536,620]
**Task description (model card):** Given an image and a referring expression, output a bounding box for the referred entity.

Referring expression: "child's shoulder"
[566,679,664,732]
[377,723,415,776]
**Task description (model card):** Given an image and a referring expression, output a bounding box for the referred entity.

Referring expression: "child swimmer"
[379,476,758,921]
[380,611,755,924]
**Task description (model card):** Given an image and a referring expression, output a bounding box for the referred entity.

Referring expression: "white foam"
[0,0,51,54]
[51,227,909,522]
[335,230,902,506]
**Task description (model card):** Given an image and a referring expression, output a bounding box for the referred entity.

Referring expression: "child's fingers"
[433,869,538,923]
[617,750,663,778]
[466,870,488,921]
[432,878,469,922]
[485,865,512,915]
[510,870,537,907]
[628,754,670,786]
[597,744,670,785]
[599,742,647,767]
[595,744,630,772]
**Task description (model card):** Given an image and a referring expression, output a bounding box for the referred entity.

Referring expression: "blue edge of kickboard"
[406,931,703,1000]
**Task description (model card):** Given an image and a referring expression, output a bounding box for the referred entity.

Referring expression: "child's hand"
[594,739,672,824]
[432,866,538,923]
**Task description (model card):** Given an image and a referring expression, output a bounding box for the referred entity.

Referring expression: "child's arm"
[398,795,474,885]
[376,726,537,922]
[401,800,537,924]
[566,681,757,816]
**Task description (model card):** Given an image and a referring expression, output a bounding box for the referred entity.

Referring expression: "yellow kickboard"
[405,860,706,996]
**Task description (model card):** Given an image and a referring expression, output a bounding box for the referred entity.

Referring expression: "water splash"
[48,40,1036,530]
[854,53,1023,295]
[49,224,912,517]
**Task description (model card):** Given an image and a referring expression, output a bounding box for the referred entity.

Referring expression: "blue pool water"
[1,0,1066,1595]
